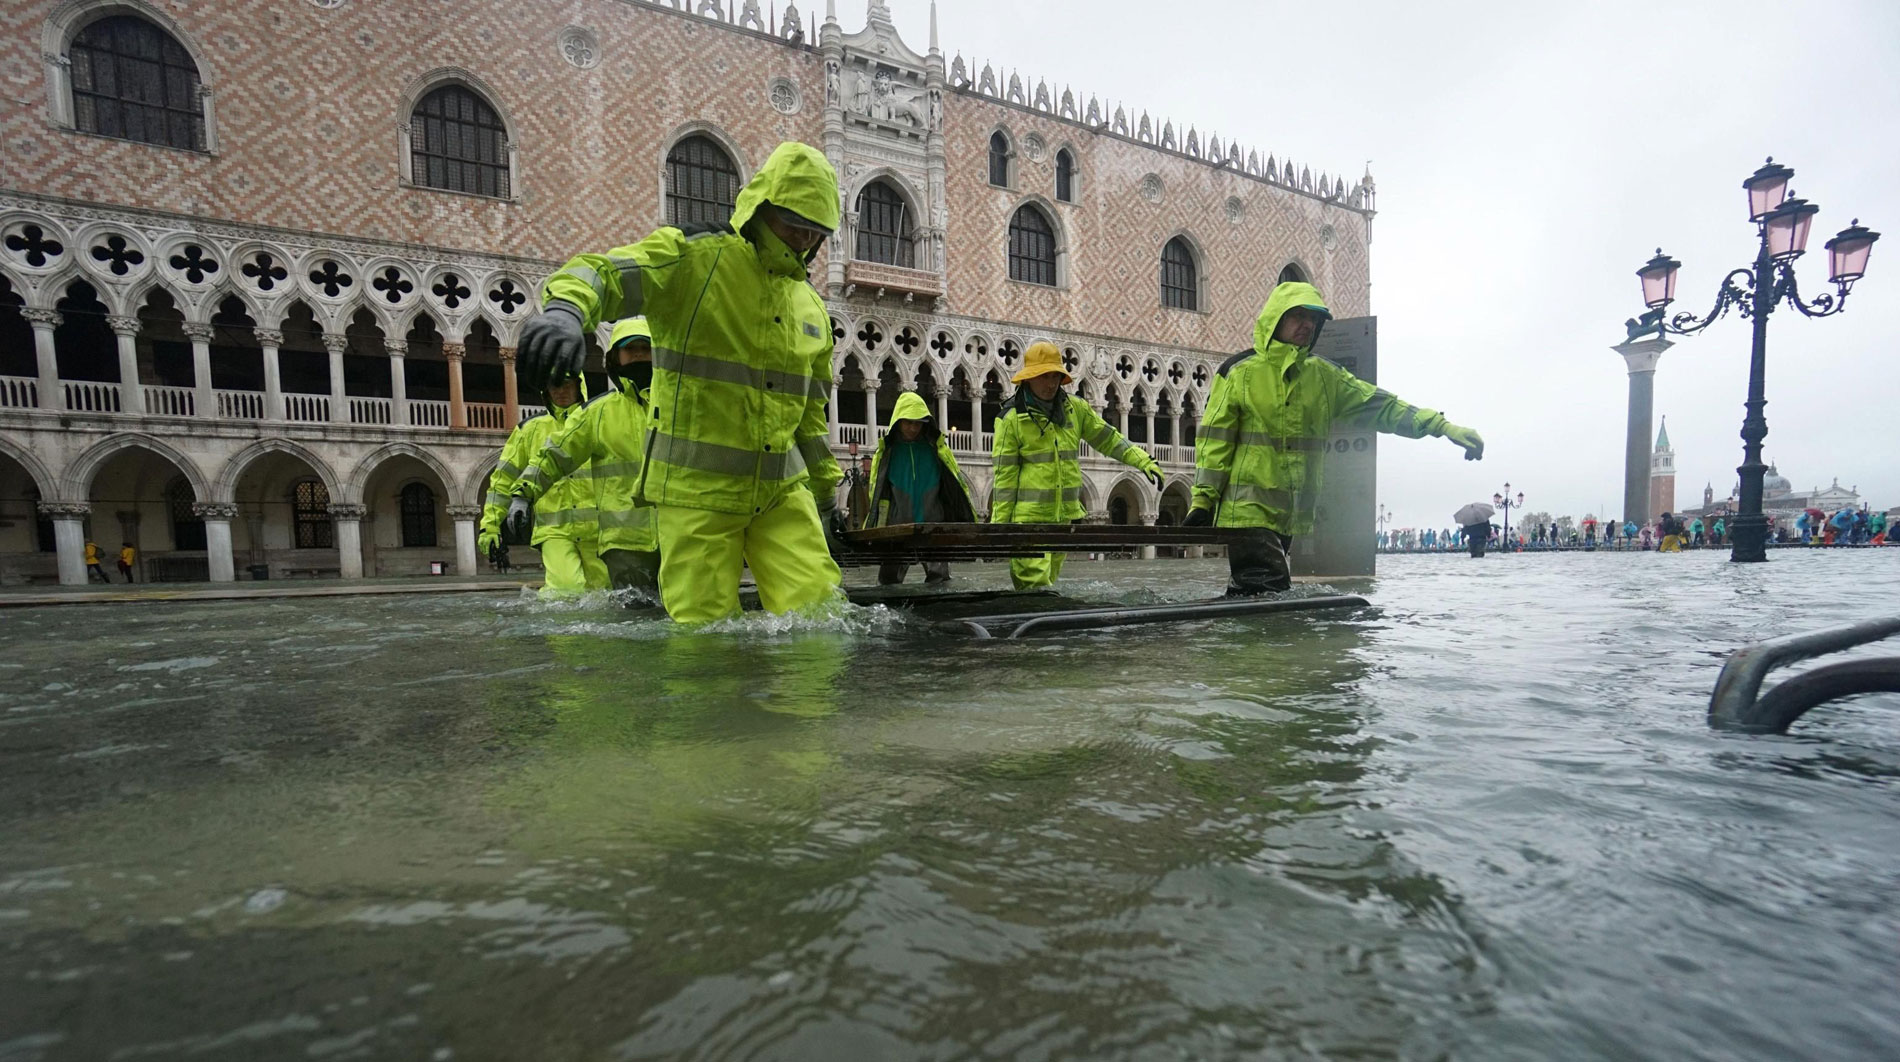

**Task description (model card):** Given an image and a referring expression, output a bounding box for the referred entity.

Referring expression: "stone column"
[255,328,284,421]
[193,502,238,583]
[865,385,879,435]
[935,386,950,431]
[827,376,842,441]
[1117,405,1130,441]
[444,341,467,429]
[385,340,408,426]
[182,322,216,418]
[22,308,61,411]
[323,333,349,423]
[447,505,481,574]
[40,501,90,586]
[328,503,367,579]
[1614,337,1672,528]
[1144,411,1156,449]
[108,315,145,414]
[499,346,519,427]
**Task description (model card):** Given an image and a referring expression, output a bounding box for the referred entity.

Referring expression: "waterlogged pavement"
[1,552,1897,1060]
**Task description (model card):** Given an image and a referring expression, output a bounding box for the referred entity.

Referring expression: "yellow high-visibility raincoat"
[1192,282,1452,535]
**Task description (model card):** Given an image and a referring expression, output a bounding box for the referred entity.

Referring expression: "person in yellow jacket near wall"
[480,373,605,598]
[514,141,845,624]
[991,341,1163,590]
[1186,281,1485,595]
[505,318,660,597]
[865,390,977,585]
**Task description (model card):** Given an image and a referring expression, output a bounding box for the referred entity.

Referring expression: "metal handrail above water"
[1708,615,1900,732]
[953,594,1370,640]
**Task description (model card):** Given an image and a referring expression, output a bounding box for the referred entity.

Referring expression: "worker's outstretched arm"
[1330,367,1483,460]
[1073,398,1162,488]
[520,230,691,382]
[515,406,599,504]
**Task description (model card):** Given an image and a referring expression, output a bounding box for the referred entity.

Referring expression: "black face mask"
[613,360,653,393]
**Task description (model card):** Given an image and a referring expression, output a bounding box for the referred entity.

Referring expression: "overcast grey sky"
[879,0,1900,527]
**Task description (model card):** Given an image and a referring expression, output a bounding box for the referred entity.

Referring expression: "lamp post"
[1626,157,1879,563]
[1493,484,1524,550]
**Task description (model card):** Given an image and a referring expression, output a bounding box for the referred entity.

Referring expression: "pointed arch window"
[988,132,1011,187]
[1055,149,1075,203]
[1277,262,1308,285]
[1162,237,1199,310]
[399,482,437,547]
[68,16,206,152]
[166,477,205,551]
[1008,205,1057,286]
[855,181,914,267]
[411,85,510,198]
[665,135,741,228]
[292,480,334,549]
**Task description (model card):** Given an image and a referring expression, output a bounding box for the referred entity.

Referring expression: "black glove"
[1183,507,1213,528]
[820,503,849,557]
[517,301,586,386]
[502,495,535,546]
[1144,468,1164,491]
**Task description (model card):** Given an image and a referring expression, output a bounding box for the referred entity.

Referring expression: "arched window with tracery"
[68,16,205,151]
[166,477,204,551]
[292,480,333,549]
[410,85,510,198]
[988,132,1011,187]
[1278,262,1308,285]
[665,135,740,228]
[855,181,913,267]
[1008,205,1057,287]
[1162,237,1199,310]
[1055,149,1076,203]
[399,483,437,547]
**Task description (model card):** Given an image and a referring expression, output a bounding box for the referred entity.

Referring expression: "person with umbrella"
[1454,502,1494,558]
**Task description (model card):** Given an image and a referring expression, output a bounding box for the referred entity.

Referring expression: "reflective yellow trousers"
[1009,551,1065,590]
[539,537,608,598]
[655,490,841,623]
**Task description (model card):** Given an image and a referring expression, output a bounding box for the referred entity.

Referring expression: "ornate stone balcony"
[843,260,944,301]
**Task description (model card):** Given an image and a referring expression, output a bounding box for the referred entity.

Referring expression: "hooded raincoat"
[540,142,842,518]
[990,391,1159,524]
[1192,282,1453,535]
[513,319,658,556]
[866,392,975,527]
[480,390,598,550]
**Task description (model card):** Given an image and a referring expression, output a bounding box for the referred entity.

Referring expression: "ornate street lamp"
[1625,157,1878,563]
[1492,484,1525,549]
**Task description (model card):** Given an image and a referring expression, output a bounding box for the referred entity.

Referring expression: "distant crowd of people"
[1379,505,1890,554]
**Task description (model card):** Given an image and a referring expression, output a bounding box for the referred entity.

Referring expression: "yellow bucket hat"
[1011,341,1069,385]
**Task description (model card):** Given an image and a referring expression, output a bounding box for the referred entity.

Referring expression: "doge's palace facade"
[0,0,1374,585]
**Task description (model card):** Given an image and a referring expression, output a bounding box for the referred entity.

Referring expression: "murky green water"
[2,552,1898,1061]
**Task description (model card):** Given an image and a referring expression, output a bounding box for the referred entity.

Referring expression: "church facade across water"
[0,0,1374,584]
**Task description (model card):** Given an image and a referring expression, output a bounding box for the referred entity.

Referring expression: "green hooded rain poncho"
[866,391,976,526]
[1192,281,1453,535]
[540,142,843,520]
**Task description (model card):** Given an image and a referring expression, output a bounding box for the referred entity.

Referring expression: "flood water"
[2,550,1898,1061]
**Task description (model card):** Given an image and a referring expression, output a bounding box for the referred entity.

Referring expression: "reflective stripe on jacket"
[479,405,598,546]
[866,391,975,526]
[515,383,657,554]
[991,393,1159,524]
[542,142,842,517]
[1192,281,1450,535]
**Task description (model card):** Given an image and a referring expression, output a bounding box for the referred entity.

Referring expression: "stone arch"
[397,67,521,198]
[1277,260,1310,286]
[41,0,220,150]
[63,431,210,501]
[214,438,341,504]
[848,169,924,267]
[464,453,501,510]
[0,434,58,501]
[1105,472,1151,525]
[346,441,460,506]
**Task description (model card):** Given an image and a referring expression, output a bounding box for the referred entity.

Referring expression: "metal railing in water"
[1709,615,1900,732]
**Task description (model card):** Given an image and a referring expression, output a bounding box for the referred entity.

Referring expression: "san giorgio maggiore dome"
[0,0,1375,585]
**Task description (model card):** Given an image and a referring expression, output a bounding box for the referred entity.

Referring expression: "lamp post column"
[1730,238,1777,563]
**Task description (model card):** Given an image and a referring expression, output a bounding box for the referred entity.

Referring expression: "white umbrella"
[1453,502,1495,526]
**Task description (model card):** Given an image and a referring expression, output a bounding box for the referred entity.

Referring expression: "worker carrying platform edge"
[515,141,845,624]
[1187,281,1485,595]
